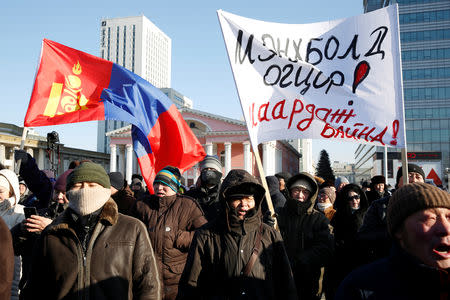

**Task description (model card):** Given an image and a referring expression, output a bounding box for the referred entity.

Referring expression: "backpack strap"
[242,223,263,276]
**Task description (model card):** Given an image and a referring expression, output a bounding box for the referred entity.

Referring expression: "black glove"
[263,210,277,228]
[14,150,29,165]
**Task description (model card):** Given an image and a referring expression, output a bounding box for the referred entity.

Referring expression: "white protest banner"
[217,5,406,149]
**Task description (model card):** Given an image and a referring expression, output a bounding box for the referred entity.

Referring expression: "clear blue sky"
[1,0,363,164]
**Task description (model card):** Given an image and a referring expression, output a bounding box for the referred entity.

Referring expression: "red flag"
[25,39,206,192]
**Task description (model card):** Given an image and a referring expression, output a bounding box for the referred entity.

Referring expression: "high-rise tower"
[97,15,172,153]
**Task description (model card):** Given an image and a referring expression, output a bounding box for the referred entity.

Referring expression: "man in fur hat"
[365,175,390,205]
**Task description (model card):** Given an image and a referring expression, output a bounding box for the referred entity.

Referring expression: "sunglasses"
[347,195,360,201]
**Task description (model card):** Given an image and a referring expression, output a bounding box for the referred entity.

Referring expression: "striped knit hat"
[154,166,181,193]
[387,182,450,236]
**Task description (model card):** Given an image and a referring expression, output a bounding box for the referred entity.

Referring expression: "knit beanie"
[319,187,336,203]
[66,162,111,191]
[396,163,425,186]
[387,182,450,236]
[371,175,386,185]
[154,166,181,193]
[54,169,73,192]
[108,172,124,190]
[200,155,222,173]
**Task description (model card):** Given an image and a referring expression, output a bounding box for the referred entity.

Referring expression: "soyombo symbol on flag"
[25,39,206,191]
[218,5,406,149]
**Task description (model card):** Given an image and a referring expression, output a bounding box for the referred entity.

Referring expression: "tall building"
[97,15,172,153]
[355,0,450,188]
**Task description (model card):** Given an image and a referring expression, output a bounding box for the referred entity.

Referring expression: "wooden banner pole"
[250,142,278,230]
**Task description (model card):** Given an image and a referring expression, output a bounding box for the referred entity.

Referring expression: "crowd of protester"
[0,150,449,300]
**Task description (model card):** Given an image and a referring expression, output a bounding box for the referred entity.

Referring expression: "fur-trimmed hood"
[219,169,265,208]
[336,183,369,214]
[285,172,319,214]
[48,198,119,232]
[218,169,266,232]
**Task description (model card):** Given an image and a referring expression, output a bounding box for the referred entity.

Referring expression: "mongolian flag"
[25,39,206,192]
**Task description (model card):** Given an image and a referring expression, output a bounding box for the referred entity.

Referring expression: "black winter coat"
[365,189,390,205]
[18,152,52,209]
[335,243,450,300]
[262,176,286,215]
[185,185,221,223]
[178,169,297,300]
[326,184,369,299]
[277,172,334,300]
[357,195,393,262]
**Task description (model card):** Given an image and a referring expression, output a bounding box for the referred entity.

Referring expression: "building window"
[401,29,450,43]
[132,25,135,72]
[220,151,225,166]
[107,27,111,61]
[116,26,120,64]
[123,26,126,67]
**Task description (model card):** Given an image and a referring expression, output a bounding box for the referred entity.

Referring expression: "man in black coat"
[336,182,450,300]
[179,169,297,300]
[358,164,425,262]
[365,175,390,205]
[185,155,223,222]
[277,172,334,300]
[262,175,286,215]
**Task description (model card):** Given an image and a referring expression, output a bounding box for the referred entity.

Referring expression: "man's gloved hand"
[14,149,29,165]
[263,210,277,228]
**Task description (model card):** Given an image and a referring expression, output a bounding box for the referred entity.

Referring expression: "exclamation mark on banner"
[390,120,399,146]
[348,61,371,106]
[352,61,371,94]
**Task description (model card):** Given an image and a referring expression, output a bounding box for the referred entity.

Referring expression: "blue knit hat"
[154,166,181,193]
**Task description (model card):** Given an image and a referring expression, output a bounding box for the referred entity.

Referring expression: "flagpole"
[250,142,278,230]
[14,127,29,174]
[393,3,409,187]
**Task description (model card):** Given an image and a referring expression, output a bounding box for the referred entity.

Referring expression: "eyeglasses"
[347,195,360,201]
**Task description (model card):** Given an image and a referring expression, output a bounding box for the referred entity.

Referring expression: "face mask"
[67,186,111,216]
[201,170,222,187]
[317,202,332,212]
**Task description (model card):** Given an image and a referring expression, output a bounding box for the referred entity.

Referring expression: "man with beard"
[185,155,223,222]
